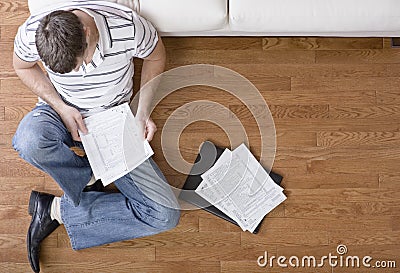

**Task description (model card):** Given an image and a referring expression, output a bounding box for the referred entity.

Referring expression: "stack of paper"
[195,143,286,232]
[80,103,154,186]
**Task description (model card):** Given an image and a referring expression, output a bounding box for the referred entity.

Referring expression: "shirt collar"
[73,8,106,75]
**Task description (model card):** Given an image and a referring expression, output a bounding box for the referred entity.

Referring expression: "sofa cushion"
[139,0,227,33]
[28,0,139,14]
[229,0,400,34]
[28,0,228,34]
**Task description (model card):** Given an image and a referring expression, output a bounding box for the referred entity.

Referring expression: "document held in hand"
[80,103,154,186]
[195,143,286,233]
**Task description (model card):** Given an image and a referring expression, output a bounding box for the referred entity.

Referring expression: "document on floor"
[195,143,286,233]
[80,103,154,186]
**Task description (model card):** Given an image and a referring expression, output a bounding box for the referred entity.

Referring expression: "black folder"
[179,141,283,234]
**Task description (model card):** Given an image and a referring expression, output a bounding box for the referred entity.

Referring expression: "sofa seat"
[28,0,400,37]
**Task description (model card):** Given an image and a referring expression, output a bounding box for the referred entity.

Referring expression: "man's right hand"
[58,105,88,141]
[13,54,88,141]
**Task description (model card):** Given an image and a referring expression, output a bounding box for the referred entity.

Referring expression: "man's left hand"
[137,116,157,142]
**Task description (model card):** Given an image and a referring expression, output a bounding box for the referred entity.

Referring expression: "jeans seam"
[68,217,136,229]
[61,197,78,250]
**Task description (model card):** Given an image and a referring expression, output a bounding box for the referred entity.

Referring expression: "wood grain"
[1,6,399,272]
[263,37,383,50]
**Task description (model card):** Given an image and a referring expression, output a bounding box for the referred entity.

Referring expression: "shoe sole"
[28,191,39,216]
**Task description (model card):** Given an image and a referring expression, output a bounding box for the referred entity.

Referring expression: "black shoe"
[27,191,60,273]
[83,179,104,192]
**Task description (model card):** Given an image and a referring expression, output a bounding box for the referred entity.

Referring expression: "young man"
[12,1,180,272]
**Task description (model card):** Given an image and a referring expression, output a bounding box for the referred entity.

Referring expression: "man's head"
[35,10,87,74]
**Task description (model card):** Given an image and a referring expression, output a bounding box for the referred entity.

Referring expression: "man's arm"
[13,53,87,141]
[136,38,166,142]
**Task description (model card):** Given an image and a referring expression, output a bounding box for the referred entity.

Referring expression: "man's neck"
[72,10,99,64]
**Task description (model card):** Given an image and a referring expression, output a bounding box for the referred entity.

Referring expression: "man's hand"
[13,54,88,141]
[137,116,157,142]
[58,105,88,141]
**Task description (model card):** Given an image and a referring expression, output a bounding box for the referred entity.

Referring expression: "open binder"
[179,141,283,234]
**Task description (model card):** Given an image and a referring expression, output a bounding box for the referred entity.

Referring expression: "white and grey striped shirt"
[14,0,158,117]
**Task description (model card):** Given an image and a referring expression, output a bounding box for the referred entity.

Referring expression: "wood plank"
[227,104,329,120]
[307,157,400,174]
[265,90,377,106]
[222,260,332,273]
[0,1,28,13]
[317,131,400,147]
[271,104,329,119]
[0,205,30,221]
[224,63,399,78]
[40,247,155,263]
[262,216,393,232]
[0,190,35,205]
[58,231,241,249]
[285,201,400,217]
[164,37,262,50]
[0,11,28,25]
[285,188,400,203]
[392,217,400,231]
[0,263,32,273]
[0,121,19,134]
[292,76,400,91]
[329,105,400,119]
[0,43,14,76]
[156,246,276,262]
[275,147,400,163]
[329,231,400,246]
[0,79,37,106]
[281,173,378,189]
[0,152,44,177]
[198,216,243,233]
[275,118,399,132]
[0,133,14,146]
[0,218,30,234]
[316,49,400,64]
[0,234,57,249]
[276,131,317,147]
[383,38,392,49]
[379,174,400,189]
[4,106,31,121]
[377,90,400,104]
[263,37,383,50]
[0,25,18,42]
[167,50,316,65]
[0,249,28,263]
[241,230,329,247]
[42,261,221,273]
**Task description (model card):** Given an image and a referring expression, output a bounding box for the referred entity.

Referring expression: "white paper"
[196,143,286,232]
[80,103,153,186]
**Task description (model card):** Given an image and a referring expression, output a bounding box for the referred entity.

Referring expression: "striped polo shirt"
[14,0,158,117]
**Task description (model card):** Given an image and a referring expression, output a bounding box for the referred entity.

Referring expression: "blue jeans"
[13,104,180,250]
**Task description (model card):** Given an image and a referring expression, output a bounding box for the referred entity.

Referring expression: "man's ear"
[83,25,90,36]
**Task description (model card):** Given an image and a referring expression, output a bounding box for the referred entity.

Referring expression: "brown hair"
[35,10,87,74]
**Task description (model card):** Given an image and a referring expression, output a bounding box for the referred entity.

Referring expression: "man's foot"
[83,179,104,192]
[27,191,60,273]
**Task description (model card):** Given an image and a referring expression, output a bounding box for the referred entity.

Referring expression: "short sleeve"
[14,21,40,62]
[131,14,159,59]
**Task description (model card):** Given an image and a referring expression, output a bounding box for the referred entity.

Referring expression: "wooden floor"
[1,2,400,273]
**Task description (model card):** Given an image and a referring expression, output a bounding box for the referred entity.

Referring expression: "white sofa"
[28,0,400,37]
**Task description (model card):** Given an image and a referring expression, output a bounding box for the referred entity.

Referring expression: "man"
[12,1,180,272]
